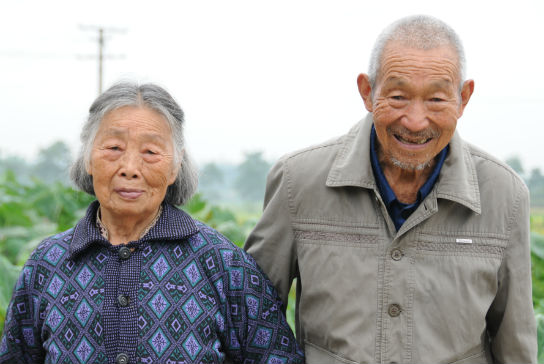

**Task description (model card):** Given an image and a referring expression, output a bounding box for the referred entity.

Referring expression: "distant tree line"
[2,142,543,209]
[0,142,272,207]
[506,156,544,208]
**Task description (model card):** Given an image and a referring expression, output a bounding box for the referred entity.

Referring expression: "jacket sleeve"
[486,184,537,363]
[244,157,298,306]
[220,248,304,363]
[0,261,45,364]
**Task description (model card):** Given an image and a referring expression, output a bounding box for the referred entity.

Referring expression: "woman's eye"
[430,97,444,102]
[109,146,121,151]
[146,150,157,155]
[391,95,404,100]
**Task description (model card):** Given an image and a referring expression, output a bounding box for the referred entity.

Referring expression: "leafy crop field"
[1,170,543,360]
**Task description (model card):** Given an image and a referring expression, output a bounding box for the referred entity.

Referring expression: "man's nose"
[401,100,429,132]
[118,150,141,179]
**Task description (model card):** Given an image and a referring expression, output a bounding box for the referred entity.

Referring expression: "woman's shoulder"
[27,228,75,264]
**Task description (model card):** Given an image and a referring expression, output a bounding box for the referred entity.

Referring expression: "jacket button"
[118,294,130,307]
[388,303,402,317]
[391,248,403,261]
[119,247,131,260]
[116,353,129,364]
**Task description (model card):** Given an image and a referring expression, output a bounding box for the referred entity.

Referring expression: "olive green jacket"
[245,115,537,363]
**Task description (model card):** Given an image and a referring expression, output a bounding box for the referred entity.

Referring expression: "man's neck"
[379,156,436,204]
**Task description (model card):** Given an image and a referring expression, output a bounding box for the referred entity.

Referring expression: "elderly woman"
[0,83,303,364]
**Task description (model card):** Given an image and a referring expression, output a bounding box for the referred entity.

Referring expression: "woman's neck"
[98,205,162,245]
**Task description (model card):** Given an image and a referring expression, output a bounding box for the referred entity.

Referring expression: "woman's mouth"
[115,188,144,199]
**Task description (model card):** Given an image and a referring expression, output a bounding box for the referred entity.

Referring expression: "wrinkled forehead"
[94,105,174,145]
[378,42,461,86]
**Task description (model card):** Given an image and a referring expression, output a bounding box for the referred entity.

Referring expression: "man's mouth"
[394,134,432,145]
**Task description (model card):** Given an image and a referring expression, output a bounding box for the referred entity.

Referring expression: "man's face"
[358,42,474,171]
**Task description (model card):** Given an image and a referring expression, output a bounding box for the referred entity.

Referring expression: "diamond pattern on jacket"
[74,336,94,363]
[0,205,304,364]
[46,274,65,298]
[148,289,171,319]
[183,261,202,287]
[182,295,203,323]
[149,327,171,358]
[44,244,66,266]
[75,299,93,327]
[75,265,94,289]
[251,326,273,349]
[151,254,171,281]
[183,333,202,361]
[46,306,64,332]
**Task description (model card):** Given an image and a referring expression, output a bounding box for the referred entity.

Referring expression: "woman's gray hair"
[70,82,198,206]
[368,15,466,90]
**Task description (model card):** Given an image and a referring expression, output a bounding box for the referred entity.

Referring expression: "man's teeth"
[397,135,430,144]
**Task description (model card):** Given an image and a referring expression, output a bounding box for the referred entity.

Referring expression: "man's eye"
[391,95,404,100]
[146,150,157,155]
[430,97,444,102]
[109,146,121,151]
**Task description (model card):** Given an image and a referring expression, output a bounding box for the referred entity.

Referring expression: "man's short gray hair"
[368,15,466,89]
[70,82,198,206]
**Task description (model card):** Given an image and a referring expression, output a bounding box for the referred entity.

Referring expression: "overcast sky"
[1,0,543,174]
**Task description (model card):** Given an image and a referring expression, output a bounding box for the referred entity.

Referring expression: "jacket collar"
[326,114,481,214]
[68,200,199,259]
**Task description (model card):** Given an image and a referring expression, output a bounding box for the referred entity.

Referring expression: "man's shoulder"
[281,135,345,165]
[273,125,356,180]
[466,142,528,194]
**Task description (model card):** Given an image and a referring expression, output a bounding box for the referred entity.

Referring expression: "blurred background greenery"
[1,142,544,360]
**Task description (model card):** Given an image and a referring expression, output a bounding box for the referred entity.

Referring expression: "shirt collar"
[326,114,481,214]
[369,124,449,209]
[96,204,163,241]
[68,200,199,260]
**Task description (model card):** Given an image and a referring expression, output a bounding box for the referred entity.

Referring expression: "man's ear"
[458,79,475,117]
[357,74,374,112]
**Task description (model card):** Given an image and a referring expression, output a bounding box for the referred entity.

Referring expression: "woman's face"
[87,106,178,219]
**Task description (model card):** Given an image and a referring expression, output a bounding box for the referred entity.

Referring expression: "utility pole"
[79,25,126,95]
[98,28,104,95]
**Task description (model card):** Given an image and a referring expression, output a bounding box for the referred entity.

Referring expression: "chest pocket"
[416,232,506,259]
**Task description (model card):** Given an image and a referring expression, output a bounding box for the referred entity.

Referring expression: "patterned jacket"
[0,201,304,364]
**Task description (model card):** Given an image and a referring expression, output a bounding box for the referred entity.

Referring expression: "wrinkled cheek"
[372,103,397,124]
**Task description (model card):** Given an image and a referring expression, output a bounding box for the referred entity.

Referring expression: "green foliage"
[6,167,544,358]
[0,171,95,337]
[234,151,271,202]
[183,193,257,247]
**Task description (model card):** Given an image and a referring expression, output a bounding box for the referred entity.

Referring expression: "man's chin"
[390,157,432,171]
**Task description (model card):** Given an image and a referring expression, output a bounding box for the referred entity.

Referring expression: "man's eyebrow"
[383,77,407,87]
[429,79,453,89]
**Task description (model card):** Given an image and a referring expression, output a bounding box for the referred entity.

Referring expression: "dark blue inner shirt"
[370,125,449,231]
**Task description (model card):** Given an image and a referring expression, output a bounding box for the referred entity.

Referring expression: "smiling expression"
[359,42,473,171]
[86,106,178,219]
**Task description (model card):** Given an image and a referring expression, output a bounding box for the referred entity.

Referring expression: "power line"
[79,25,126,95]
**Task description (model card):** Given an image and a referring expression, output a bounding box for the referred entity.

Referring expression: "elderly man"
[245,15,537,363]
